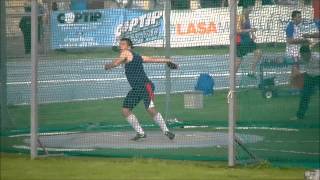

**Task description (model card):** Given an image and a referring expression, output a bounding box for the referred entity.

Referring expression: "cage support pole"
[31,0,39,159]
[164,0,171,121]
[0,0,8,129]
[228,0,237,167]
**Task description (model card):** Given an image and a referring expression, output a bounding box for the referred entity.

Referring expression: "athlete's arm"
[104,51,128,70]
[141,56,170,64]
[142,56,178,69]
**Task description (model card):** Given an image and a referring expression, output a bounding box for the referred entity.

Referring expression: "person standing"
[285,11,310,92]
[291,45,319,120]
[104,38,177,141]
[236,6,262,77]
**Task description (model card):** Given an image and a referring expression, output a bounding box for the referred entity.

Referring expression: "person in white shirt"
[285,10,310,91]
[291,45,319,120]
[286,11,309,60]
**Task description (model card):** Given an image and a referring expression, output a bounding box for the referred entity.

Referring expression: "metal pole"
[228,0,237,167]
[30,0,39,159]
[164,0,171,121]
[0,0,8,129]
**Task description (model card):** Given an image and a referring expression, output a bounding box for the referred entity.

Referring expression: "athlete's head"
[119,38,133,50]
[291,10,302,25]
[300,45,311,62]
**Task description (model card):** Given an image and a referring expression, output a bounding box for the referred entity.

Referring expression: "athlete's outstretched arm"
[141,56,170,64]
[104,51,128,70]
[142,56,178,69]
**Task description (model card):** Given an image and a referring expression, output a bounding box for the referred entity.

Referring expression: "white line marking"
[215,127,299,132]
[12,145,95,152]
[183,126,209,128]
[251,148,320,155]
[9,131,80,138]
[264,140,320,143]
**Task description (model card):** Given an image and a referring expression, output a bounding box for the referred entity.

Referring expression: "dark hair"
[120,37,133,48]
[300,45,311,55]
[291,10,301,19]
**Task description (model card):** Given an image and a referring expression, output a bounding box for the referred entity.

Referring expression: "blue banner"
[51,8,164,49]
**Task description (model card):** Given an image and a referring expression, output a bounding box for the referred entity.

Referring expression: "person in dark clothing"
[291,45,320,120]
[19,6,32,54]
[19,6,42,54]
[104,38,178,141]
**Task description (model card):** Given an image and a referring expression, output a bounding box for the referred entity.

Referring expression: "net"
[235,0,319,167]
[1,0,319,168]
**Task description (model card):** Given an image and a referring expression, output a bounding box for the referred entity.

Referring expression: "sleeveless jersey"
[124,51,151,88]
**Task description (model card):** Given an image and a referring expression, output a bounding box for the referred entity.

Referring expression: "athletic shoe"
[131,133,146,141]
[165,131,175,140]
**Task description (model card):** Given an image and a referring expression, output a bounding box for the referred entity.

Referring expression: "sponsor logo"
[176,22,217,35]
[57,11,102,24]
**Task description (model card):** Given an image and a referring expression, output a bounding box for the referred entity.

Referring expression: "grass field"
[0,153,308,180]
[5,88,319,130]
[2,88,319,168]
[2,43,320,178]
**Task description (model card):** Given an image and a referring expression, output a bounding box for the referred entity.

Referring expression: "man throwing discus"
[105,38,178,141]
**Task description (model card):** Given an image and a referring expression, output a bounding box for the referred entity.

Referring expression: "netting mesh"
[1,0,319,168]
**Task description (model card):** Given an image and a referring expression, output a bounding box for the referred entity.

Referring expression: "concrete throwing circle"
[23,131,263,150]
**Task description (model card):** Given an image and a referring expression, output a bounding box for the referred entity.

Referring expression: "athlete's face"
[119,41,130,51]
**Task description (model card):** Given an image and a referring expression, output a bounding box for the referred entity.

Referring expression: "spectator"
[291,45,319,120]
[52,2,58,11]
[19,6,32,54]
[19,5,43,54]
[285,11,308,61]
[285,11,309,92]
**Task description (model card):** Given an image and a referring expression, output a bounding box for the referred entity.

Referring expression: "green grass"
[6,88,319,131]
[0,153,307,180]
[2,88,319,167]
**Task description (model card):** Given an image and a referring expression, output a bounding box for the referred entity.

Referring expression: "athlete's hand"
[166,61,178,70]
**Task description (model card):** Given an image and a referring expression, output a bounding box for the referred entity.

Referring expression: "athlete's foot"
[131,133,147,141]
[165,131,175,140]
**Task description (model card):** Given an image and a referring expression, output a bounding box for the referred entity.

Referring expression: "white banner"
[139,5,317,47]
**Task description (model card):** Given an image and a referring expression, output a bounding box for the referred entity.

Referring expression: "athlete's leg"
[123,89,144,135]
[235,57,241,73]
[143,83,171,135]
[236,44,243,73]
[147,107,169,133]
[252,49,262,72]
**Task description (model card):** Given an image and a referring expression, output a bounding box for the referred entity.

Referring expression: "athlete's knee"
[147,108,157,117]
[122,108,131,117]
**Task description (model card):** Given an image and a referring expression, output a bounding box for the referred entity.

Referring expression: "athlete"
[104,38,177,141]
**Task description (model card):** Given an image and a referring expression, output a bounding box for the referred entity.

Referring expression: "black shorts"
[237,41,257,58]
[123,82,155,110]
[237,33,257,58]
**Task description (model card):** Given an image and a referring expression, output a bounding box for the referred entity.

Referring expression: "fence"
[1,0,319,168]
